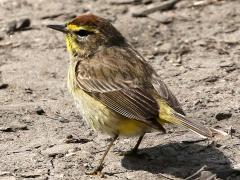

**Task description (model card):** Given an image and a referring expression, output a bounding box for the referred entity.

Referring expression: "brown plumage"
[47,14,226,175]
[75,45,185,129]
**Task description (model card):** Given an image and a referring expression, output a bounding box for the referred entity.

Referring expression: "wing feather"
[75,46,184,128]
[75,46,159,124]
[152,76,185,115]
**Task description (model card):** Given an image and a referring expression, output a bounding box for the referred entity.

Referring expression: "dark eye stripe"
[76,30,94,37]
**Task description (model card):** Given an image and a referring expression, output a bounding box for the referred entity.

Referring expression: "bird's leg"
[85,134,118,175]
[115,134,145,156]
[129,134,145,155]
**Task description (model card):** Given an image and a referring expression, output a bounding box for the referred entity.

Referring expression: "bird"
[47,14,226,175]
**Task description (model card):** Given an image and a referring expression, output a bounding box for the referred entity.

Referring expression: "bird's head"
[47,14,125,58]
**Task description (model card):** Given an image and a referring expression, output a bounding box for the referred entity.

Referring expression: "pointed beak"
[47,24,67,33]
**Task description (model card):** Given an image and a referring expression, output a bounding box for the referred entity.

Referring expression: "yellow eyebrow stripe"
[66,24,94,32]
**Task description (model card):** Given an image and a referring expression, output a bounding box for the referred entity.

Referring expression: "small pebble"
[66,134,73,139]
[16,18,31,30]
[35,106,45,115]
[6,18,31,34]
[25,88,33,94]
[0,124,28,132]
[58,116,69,123]
[0,83,8,89]
[215,112,232,121]
[203,76,219,83]
[64,136,90,144]
[220,62,238,73]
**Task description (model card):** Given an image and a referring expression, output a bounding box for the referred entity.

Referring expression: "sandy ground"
[0,0,240,179]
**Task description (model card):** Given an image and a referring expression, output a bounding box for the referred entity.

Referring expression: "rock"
[215,112,232,121]
[0,124,28,132]
[35,106,45,115]
[66,134,73,139]
[220,62,239,73]
[24,88,33,94]
[5,18,31,34]
[0,83,8,89]
[20,174,40,178]
[15,18,31,30]
[203,75,219,83]
[181,137,207,144]
[64,135,90,144]
[58,116,69,123]
[20,169,48,178]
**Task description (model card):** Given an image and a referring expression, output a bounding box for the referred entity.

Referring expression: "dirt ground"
[0,0,240,179]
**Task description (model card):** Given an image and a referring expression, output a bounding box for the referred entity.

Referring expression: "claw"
[85,165,104,176]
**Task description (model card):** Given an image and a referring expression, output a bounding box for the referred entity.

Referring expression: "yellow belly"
[73,88,150,136]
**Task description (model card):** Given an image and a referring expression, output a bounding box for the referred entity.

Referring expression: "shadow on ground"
[121,142,237,179]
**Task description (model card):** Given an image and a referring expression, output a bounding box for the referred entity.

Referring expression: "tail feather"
[162,111,227,138]
[172,112,213,138]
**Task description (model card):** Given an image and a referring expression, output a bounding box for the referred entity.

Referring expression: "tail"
[161,110,227,138]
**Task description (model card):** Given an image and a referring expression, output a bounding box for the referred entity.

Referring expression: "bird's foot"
[114,149,139,156]
[85,165,104,176]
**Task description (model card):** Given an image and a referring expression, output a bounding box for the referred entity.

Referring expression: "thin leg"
[131,134,145,154]
[114,134,145,156]
[85,134,118,175]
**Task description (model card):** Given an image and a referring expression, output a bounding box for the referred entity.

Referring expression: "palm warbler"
[47,14,225,175]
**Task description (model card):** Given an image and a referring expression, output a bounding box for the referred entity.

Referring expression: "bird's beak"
[47,24,67,34]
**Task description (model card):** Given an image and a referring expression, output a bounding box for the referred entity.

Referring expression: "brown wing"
[128,44,185,116]
[152,75,185,115]
[90,88,159,121]
[75,46,160,125]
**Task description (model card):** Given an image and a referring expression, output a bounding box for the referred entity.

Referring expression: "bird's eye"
[76,30,94,37]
